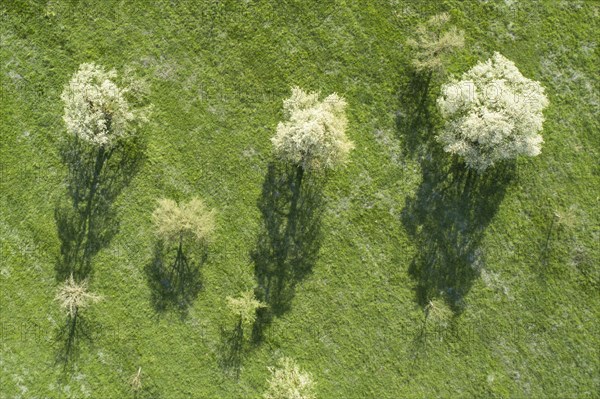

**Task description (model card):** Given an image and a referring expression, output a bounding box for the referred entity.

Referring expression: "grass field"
[1,0,599,398]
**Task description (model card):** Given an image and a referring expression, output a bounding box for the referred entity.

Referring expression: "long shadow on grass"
[251,162,324,342]
[144,241,206,317]
[218,323,243,379]
[398,71,515,312]
[54,312,93,372]
[397,71,435,159]
[402,160,515,312]
[54,136,144,280]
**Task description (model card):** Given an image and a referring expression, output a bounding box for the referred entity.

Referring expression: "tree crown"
[55,274,101,318]
[264,357,315,399]
[407,12,465,75]
[226,290,266,328]
[437,52,549,171]
[61,63,150,147]
[152,197,216,246]
[272,86,353,172]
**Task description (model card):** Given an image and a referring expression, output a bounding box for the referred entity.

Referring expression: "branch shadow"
[218,322,243,379]
[408,303,460,367]
[144,241,206,317]
[536,211,556,280]
[250,162,325,343]
[402,160,515,312]
[54,136,145,280]
[396,70,435,160]
[54,313,93,372]
[397,71,515,313]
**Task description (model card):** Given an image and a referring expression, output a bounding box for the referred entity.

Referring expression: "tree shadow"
[403,155,516,313]
[408,301,460,364]
[250,162,325,342]
[144,241,206,317]
[537,208,562,279]
[54,136,145,280]
[397,70,515,313]
[218,322,243,379]
[396,70,435,160]
[54,312,93,372]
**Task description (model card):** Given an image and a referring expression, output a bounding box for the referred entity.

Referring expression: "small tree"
[554,206,577,232]
[55,273,101,319]
[437,52,549,172]
[226,290,266,335]
[407,12,464,76]
[129,367,143,394]
[152,197,215,281]
[152,197,215,247]
[264,357,315,399]
[61,62,150,148]
[271,87,353,175]
[424,298,452,328]
[55,274,101,364]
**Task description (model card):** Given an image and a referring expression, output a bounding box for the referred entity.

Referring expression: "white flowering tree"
[264,357,315,399]
[271,87,353,175]
[61,62,149,147]
[424,298,452,328]
[436,52,549,172]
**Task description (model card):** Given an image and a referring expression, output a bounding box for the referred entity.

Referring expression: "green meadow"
[0,0,598,398]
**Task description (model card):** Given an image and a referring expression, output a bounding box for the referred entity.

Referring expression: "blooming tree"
[152,197,215,288]
[264,357,315,399]
[226,290,266,330]
[152,197,216,249]
[436,52,549,172]
[55,273,101,319]
[272,87,353,173]
[407,12,464,76]
[61,63,149,147]
[129,367,143,393]
[425,298,452,328]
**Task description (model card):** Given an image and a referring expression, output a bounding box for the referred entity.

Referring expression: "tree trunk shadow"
[144,240,206,318]
[402,153,516,313]
[54,136,145,281]
[218,321,244,379]
[396,70,435,160]
[250,162,325,343]
[54,311,93,372]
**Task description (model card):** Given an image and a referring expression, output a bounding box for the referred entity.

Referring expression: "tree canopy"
[437,52,549,171]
